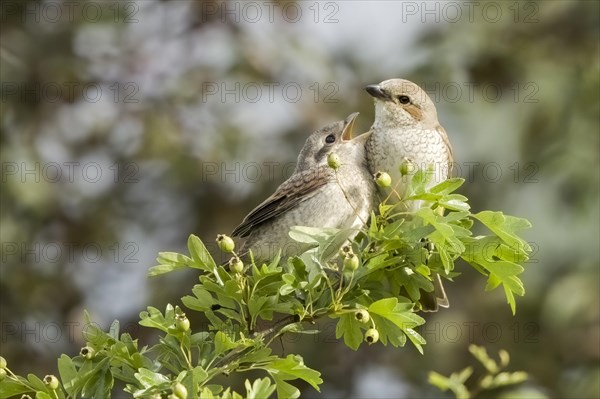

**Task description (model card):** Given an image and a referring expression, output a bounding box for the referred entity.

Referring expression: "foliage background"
[1,0,598,397]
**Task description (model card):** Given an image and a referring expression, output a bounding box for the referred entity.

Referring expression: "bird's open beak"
[342,112,359,140]
[365,84,391,101]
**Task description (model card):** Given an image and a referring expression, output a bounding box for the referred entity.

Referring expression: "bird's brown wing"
[436,124,454,176]
[428,125,453,310]
[231,166,334,237]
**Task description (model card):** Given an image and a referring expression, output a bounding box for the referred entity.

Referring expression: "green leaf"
[406,169,434,196]
[428,368,472,399]
[270,376,300,399]
[223,279,243,301]
[368,298,426,353]
[333,313,363,351]
[248,296,270,319]
[381,218,406,237]
[188,234,217,271]
[213,331,237,358]
[289,226,355,262]
[26,374,48,392]
[128,369,172,398]
[57,355,77,397]
[319,228,357,261]
[157,251,193,266]
[0,380,32,398]
[428,371,451,390]
[281,273,295,285]
[263,354,322,394]
[462,237,525,314]
[250,261,283,289]
[192,366,209,386]
[238,347,275,365]
[288,226,325,245]
[245,377,276,399]
[472,211,532,252]
[406,192,442,202]
[81,365,113,399]
[181,285,215,312]
[468,345,499,374]
[82,313,109,348]
[429,178,465,194]
[485,371,529,389]
[199,277,239,310]
[149,252,194,275]
[148,263,186,276]
[64,357,110,398]
[496,243,529,264]
[369,211,379,236]
[199,387,217,399]
[439,194,471,212]
[279,284,295,296]
[444,211,471,223]
[139,305,173,333]
[389,267,434,304]
[108,320,120,340]
[134,368,170,388]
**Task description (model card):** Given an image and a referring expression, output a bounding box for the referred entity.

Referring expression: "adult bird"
[365,78,454,311]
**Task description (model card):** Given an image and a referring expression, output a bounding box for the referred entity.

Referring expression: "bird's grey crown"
[295,120,345,172]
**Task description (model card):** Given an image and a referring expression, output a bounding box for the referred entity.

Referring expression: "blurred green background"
[1,0,598,397]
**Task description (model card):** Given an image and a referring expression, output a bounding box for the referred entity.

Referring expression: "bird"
[231,112,376,263]
[364,78,453,311]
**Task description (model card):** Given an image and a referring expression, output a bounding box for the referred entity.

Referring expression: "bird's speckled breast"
[367,126,451,195]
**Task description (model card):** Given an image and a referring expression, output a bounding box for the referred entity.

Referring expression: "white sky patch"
[353,365,411,398]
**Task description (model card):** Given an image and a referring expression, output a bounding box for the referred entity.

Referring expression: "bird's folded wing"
[437,124,454,174]
[231,166,334,237]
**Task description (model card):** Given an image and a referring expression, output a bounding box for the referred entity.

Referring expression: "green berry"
[338,244,353,258]
[0,356,6,369]
[327,152,341,170]
[172,382,188,399]
[374,171,391,187]
[400,159,415,176]
[175,314,190,332]
[343,253,359,271]
[0,368,6,381]
[44,375,59,390]
[229,256,244,274]
[354,309,370,324]
[216,234,235,253]
[364,328,379,345]
[80,346,95,360]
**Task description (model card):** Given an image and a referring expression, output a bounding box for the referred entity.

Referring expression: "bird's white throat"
[373,100,419,129]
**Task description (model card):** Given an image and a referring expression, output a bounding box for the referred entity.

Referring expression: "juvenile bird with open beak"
[232,113,376,263]
[365,78,454,311]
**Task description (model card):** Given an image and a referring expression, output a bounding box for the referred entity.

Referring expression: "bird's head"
[295,112,359,171]
[365,79,439,129]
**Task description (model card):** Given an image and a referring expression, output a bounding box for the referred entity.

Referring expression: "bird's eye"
[398,95,410,104]
[325,134,336,144]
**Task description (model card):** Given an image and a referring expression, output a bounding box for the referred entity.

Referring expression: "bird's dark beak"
[365,84,391,101]
[342,112,359,140]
